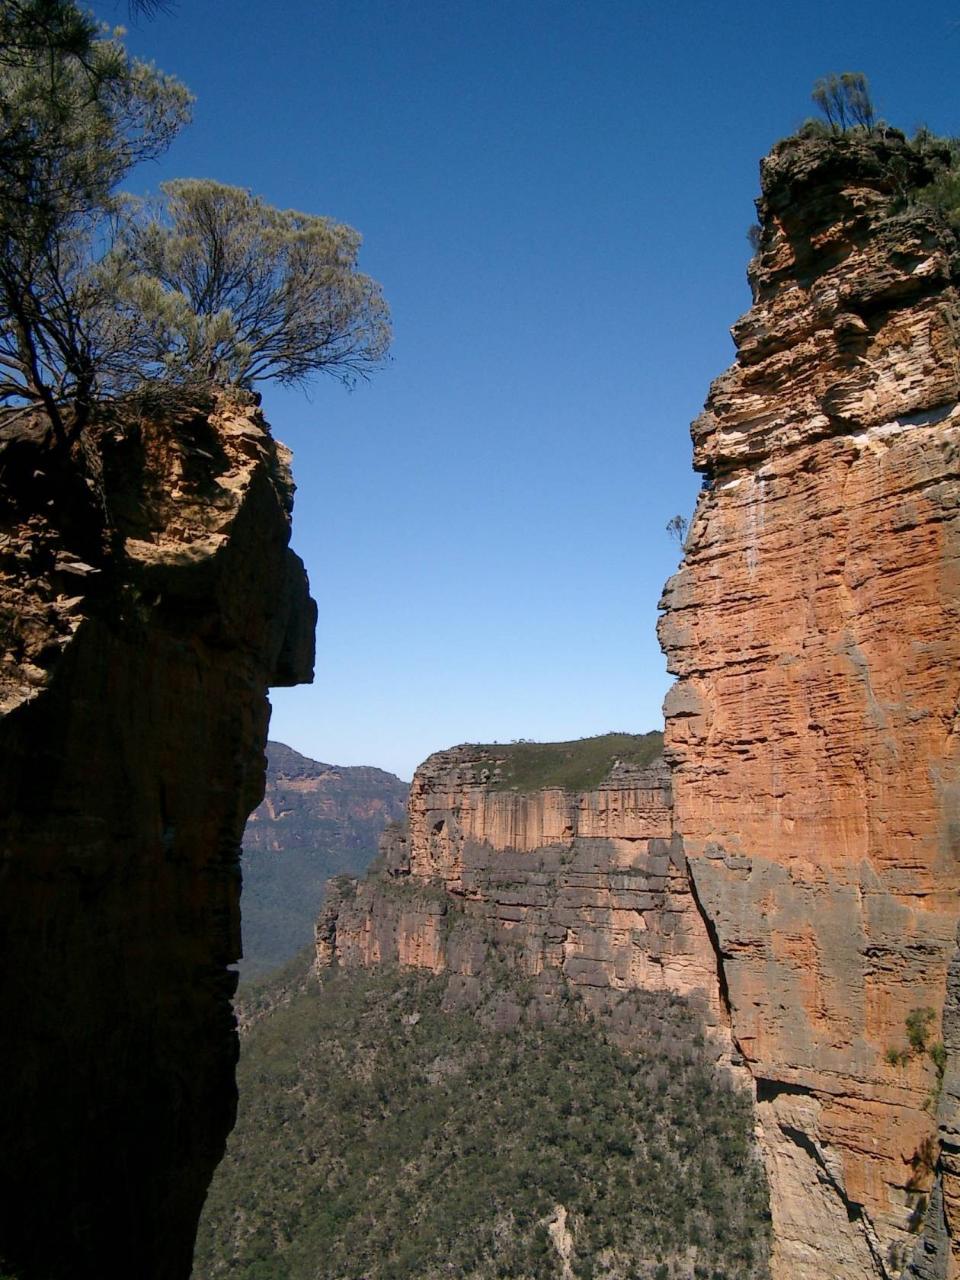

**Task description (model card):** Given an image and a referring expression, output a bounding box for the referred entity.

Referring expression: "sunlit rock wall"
[318,745,731,1042]
[658,132,960,1279]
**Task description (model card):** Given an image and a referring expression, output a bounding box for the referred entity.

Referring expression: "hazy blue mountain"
[238,742,407,979]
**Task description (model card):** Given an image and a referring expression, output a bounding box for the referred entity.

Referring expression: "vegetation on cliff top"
[0,0,390,444]
[194,956,769,1280]
[744,75,960,264]
[478,730,664,793]
[794,72,960,230]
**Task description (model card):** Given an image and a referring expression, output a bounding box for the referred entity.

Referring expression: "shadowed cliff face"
[658,133,960,1279]
[0,393,315,1280]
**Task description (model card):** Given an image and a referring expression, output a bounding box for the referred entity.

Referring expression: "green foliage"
[0,0,191,440]
[791,81,960,235]
[930,1041,947,1079]
[779,93,960,251]
[194,965,770,1280]
[0,1,391,441]
[233,945,317,1026]
[886,1009,946,1099]
[481,731,664,794]
[113,180,391,390]
[906,1007,936,1054]
[811,72,875,133]
[903,131,960,231]
[913,164,960,228]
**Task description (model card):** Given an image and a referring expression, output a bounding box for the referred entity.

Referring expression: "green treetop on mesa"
[804,72,960,230]
[811,72,876,133]
[0,0,391,446]
[744,74,960,262]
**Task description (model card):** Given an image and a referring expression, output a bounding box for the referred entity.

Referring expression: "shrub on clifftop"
[795,73,960,232]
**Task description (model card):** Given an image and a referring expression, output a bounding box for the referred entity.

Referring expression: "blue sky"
[115,0,959,780]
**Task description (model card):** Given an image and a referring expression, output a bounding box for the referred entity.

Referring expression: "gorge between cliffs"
[4,127,960,1280]
[219,130,960,1280]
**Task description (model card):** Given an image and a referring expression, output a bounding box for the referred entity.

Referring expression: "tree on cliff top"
[812,72,875,133]
[0,0,391,443]
[112,180,391,391]
[800,75,960,233]
[0,0,191,441]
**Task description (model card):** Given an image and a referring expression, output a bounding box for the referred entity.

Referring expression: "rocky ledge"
[0,392,315,1279]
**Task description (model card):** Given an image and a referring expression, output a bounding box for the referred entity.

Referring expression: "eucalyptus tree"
[0,2,391,442]
[113,180,392,392]
[811,72,875,133]
[0,0,191,441]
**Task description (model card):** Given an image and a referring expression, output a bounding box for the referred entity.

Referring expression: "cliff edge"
[318,733,734,1047]
[658,132,960,1278]
[0,392,315,1279]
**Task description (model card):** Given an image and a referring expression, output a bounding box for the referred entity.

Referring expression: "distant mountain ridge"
[239,742,408,979]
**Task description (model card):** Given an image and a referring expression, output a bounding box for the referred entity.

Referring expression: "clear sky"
[113,0,959,781]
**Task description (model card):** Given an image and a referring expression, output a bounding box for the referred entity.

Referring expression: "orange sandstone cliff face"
[320,133,960,1279]
[318,742,732,1043]
[658,134,960,1279]
[0,394,315,1279]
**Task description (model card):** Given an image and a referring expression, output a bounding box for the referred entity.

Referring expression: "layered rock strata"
[658,133,960,1279]
[318,743,732,1043]
[0,393,315,1279]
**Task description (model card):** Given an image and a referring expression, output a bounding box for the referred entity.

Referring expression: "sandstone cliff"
[317,733,733,1045]
[658,132,960,1279]
[319,131,960,1279]
[0,392,315,1279]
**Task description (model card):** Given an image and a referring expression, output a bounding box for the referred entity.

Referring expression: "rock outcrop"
[318,737,732,1045]
[658,132,960,1279]
[0,392,315,1279]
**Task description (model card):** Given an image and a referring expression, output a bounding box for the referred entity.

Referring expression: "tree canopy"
[115,180,391,391]
[0,0,391,443]
[811,72,875,133]
[0,0,191,440]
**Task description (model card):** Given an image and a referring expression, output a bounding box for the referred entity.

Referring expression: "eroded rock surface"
[658,133,960,1279]
[0,393,315,1279]
[318,742,732,1045]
